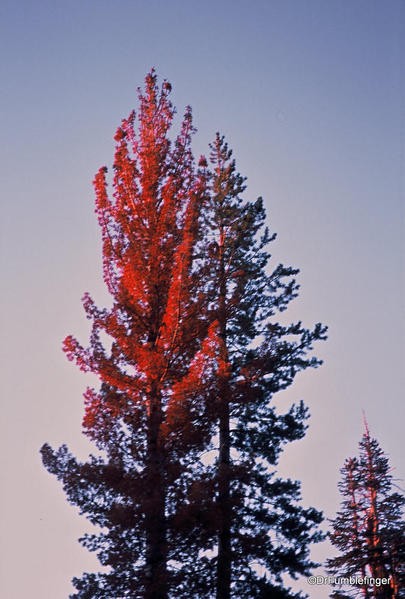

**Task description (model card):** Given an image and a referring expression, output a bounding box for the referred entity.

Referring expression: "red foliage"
[63,71,219,445]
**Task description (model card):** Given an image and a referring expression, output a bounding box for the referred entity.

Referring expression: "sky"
[1,1,404,598]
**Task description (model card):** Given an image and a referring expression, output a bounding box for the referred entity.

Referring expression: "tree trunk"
[217,381,231,599]
[145,387,168,599]
[216,228,231,599]
[347,466,371,599]
[364,434,391,599]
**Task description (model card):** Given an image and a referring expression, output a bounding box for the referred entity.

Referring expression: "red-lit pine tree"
[195,134,327,599]
[41,71,219,599]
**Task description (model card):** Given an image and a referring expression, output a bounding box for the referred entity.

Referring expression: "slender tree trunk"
[389,551,398,599]
[366,503,391,599]
[364,434,391,599]
[216,229,231,599]
[348,469,370,599]
[217,383,231,599]
[145,386,168,599]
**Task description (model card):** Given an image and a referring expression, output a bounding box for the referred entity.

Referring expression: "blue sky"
[1,2,404,598]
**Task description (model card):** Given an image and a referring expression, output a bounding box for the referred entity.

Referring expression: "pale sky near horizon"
[1,2,404,598]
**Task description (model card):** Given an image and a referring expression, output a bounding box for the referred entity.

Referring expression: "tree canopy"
[41,71,327,599]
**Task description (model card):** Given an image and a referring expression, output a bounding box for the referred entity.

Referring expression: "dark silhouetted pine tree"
[327,422,405,599]
[196,134,327,599]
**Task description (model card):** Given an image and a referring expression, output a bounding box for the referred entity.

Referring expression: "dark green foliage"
[197,133,327,598]
[41,423,215,599]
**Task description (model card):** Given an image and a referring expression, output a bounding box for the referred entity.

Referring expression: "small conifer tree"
[327,422,405,599]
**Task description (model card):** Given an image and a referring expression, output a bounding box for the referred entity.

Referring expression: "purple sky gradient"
[1,1,404,598]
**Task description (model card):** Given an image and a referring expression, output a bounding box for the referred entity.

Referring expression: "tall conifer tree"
[41,71,218,599]
[327,423,405,599]
[199,134,327,599]
[41,73,327,599]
